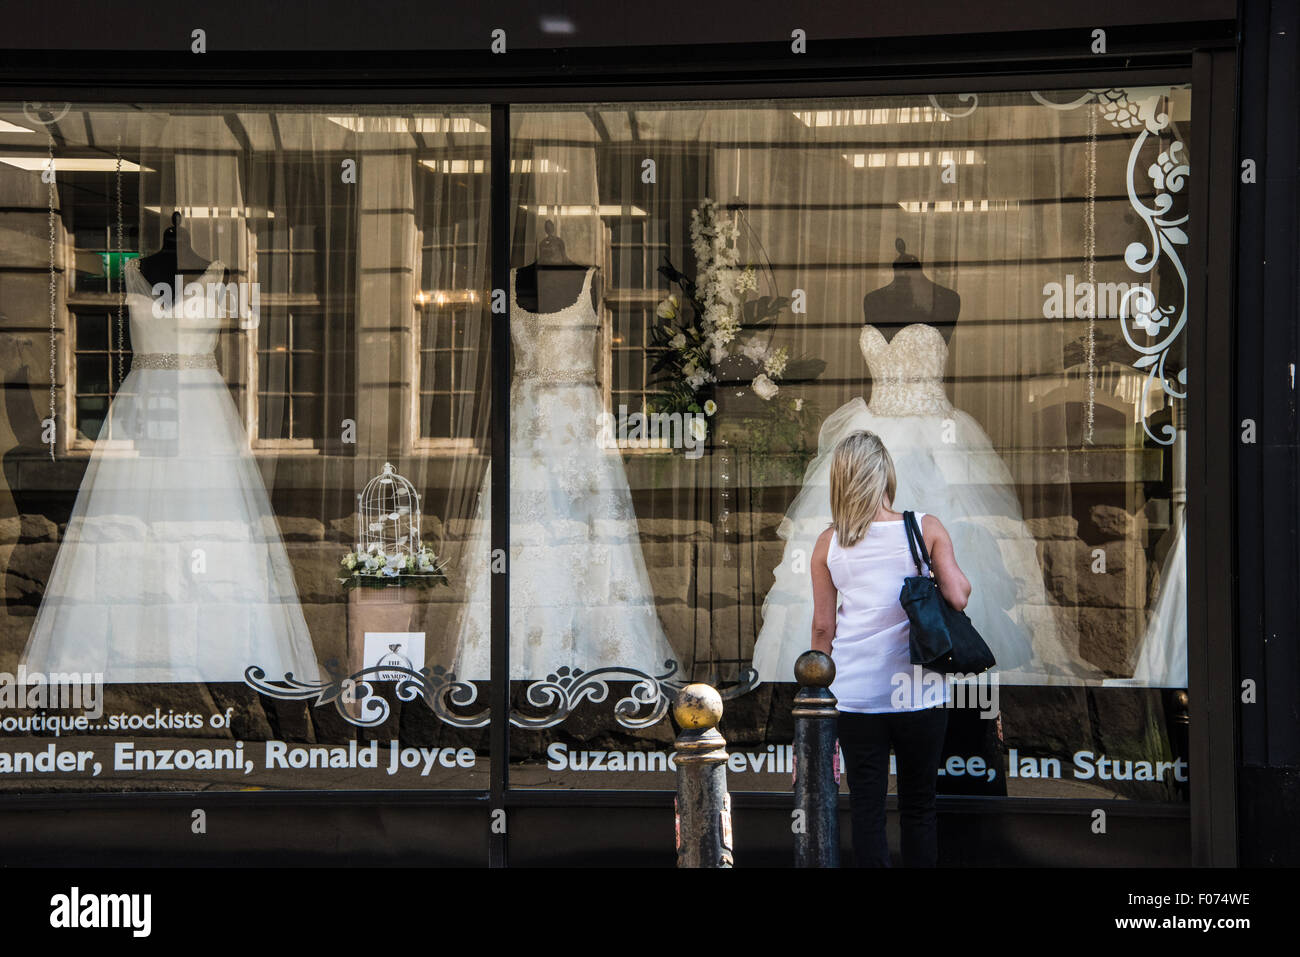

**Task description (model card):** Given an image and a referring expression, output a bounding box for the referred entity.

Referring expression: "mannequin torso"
[513,262,600,314]
[862,270,960,346]
[513,219,600,314]
[863,239,959,347]
[137,212,228,287]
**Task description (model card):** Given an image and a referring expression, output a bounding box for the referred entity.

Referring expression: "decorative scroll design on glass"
[508,662,757,729]
[511,664,681,730]
[931,87,1190,445]
[926,93,979,118]
[246,660,759,730]
[22,101,72,125]
[1119,102,1189,445]
[245,663,489,729]
[1033,88,1189,445]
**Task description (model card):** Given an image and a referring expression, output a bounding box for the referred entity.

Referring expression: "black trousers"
[836,706,949,867]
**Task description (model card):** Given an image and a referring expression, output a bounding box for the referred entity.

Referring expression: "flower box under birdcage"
[339,462,449,591]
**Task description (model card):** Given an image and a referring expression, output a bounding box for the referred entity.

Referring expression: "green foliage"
[736,397,820,485]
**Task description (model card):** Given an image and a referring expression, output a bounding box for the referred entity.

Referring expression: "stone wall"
[0,447,1162,682]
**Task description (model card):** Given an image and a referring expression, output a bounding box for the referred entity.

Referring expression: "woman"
[810,429,970,867]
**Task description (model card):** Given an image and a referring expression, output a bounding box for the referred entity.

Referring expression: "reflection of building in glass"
[0,89,1196,819]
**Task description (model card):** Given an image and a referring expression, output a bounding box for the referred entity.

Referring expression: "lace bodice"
[860,323,953,416]
[125,257,227,357]
[510,268,598,383]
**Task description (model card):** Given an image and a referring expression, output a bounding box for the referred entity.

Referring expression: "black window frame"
[0,21,1239,869]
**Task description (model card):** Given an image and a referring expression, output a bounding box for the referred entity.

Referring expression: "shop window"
[0,91,1193,803]
[500,91,1193,800]
[0,102,492,794]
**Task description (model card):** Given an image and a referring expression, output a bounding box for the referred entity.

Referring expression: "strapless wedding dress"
[751,323,1098,685]
[452,267,677,681]
[21,258,321,684]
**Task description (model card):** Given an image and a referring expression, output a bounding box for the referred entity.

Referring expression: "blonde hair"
[829,430,897,547]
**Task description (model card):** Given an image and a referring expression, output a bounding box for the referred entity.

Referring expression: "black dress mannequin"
[862,238,960,346]
[136,211,228,287]
[513,219,600,314]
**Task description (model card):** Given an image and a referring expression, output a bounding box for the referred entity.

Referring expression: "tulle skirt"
[1108,524,1187,688]
[751,397,1100,686]
[22,368,321,684]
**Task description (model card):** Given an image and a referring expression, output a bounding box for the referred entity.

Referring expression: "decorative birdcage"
[340,463,448,590]
[356,462,422,556]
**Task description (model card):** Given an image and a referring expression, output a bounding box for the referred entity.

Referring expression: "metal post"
[793,650,839,867]
[673,683,733,868]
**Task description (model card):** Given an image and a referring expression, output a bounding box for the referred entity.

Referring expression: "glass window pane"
[290,351,323,395]
[259,314,290,352]
[421,350,452,393]
[292,313,325,352]
[1,101,493,795]
[77,313,109,351]
[290,395,323,439]
[76,355,109,395]
[505,90,1193,800]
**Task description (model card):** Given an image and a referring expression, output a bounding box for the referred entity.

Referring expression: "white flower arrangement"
[741,339,768,363]
[340,541,448,591]
[656,293,680,321]
[649,197,797,439]
[764,347,789,378]
[751,373,779,401]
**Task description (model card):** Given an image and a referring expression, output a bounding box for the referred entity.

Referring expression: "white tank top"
[826,512,950,713]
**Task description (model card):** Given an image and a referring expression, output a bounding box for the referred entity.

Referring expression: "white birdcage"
[356,462,423,558]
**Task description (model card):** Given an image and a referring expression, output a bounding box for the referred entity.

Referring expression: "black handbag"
[898,511,997,676]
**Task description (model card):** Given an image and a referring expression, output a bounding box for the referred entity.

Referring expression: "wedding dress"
[1110,523,1186,687]
[453,267,677,681]
[751,323,1099,685]
[21,258,321,684]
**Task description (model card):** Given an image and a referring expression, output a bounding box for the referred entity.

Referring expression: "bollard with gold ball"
[793,649,840,867]
[673,682,733,868]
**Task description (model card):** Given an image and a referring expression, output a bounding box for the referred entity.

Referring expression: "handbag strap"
[902,510,933,578]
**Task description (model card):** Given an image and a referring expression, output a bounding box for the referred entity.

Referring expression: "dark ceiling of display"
[0,0,1239,51]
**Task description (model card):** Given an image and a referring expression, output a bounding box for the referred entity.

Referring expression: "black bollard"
[673,683,734,868]
[793,650,840,867]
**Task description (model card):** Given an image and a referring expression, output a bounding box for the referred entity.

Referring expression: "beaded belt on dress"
[133,352,217,370]
[868,379,953,416]
[516,368,594,383]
